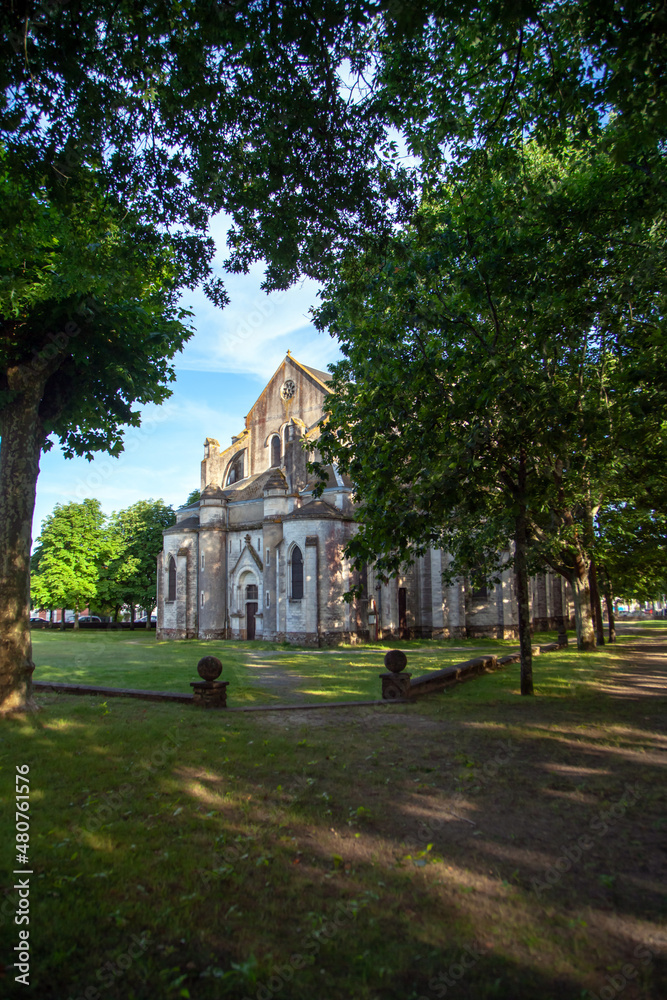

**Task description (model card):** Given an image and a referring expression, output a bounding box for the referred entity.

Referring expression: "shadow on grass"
[2,636,666,1000]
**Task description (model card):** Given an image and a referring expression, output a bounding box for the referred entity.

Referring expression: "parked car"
[78,615,103,623]
[29,616,48,627]
[136,615,157,624]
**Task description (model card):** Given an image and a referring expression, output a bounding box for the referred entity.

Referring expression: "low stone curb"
[408,654,500,697]
[407,642,566,698]
[33,681,408,712]
[34,681,191,703]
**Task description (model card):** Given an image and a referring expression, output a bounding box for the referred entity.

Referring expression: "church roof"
[221,468,282,501]
[164,515,199,533]
[282,498,353,522]
[294,359,332,385]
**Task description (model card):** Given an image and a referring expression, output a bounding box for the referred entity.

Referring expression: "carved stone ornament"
[280,378,296,401]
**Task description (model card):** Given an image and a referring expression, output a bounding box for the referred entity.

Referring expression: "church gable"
[246,352,331,424]
[244,352,331,480]
[237,353,329,489]
[200,354,331,492]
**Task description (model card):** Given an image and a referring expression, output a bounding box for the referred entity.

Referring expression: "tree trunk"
[73,608,80,631]
[551,572,569,646]
[130,604,135,630]
[604,589,616,643]
[145,607,151,629]
[60,607,66,630]
[589,559,605,646]
[568,569,596,650]
[0,372,46,713]
[514,453,533,695]
[599,566,616,643]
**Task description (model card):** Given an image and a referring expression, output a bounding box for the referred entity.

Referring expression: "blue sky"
[32,214,343,540]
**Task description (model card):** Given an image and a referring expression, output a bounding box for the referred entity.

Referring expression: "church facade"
[156,353,573,643]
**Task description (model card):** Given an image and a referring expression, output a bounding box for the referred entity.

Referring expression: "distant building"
[157,353,572,643]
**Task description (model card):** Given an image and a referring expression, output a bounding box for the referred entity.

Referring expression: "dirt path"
[242,658,315,703]
[600,628,667,701]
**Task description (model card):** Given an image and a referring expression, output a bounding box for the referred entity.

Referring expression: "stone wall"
[158,530,198,640]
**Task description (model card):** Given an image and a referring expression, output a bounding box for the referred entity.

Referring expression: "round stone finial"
[384,649,407,673]
[197,655,223,681]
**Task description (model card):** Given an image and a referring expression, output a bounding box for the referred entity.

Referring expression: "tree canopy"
[3,2,666,290]
[0,160,195,446]
[31,498,176,626]
[597,505,667,605]
[104,500,176,622]
[0,1,398,292]
[30,499,109,624]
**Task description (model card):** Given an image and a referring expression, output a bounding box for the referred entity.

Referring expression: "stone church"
[156,353,572,643]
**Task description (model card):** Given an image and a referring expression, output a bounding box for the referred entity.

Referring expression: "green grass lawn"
[30,629,572,706]
[1,626,665,999]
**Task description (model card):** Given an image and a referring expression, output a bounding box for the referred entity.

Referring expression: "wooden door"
[398,587,409,639]
[246,602,258,640]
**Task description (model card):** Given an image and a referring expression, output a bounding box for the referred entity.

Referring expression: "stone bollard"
[190,656,229,708]
[380,649,411,700]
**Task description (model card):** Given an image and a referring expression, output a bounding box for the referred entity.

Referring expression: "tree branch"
[484,26,524,134]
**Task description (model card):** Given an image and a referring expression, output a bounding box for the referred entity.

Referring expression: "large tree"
[0,2,397,714]
[0,168,193,712]
[30,499,109,626]
[596,505,667,613]
[311,136,666,689]
[104,500,176,626]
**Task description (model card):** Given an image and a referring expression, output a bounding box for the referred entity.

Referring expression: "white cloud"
[175,213,341,379]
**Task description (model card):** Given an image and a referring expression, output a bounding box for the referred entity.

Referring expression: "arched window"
[291,545,304,600]
[246,583,258,601]
[271,435,281,467]
[167,556,176,602]
[226,450,245,485]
